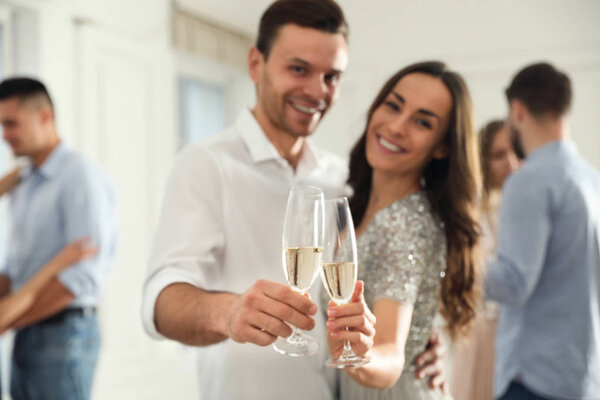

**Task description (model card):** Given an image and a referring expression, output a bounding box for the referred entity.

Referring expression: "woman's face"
[365,73,452,179]
[487,127,521,189]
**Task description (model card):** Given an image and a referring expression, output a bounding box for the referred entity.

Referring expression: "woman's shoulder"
[373,192,444,239]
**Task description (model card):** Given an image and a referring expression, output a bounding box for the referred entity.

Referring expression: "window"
[177,77,226,148]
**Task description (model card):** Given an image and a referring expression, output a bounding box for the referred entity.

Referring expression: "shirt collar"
[236,108,321,172]
[36,141,69,179]
[527,139,577,163]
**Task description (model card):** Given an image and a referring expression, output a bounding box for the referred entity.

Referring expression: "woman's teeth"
[378,136,402,152]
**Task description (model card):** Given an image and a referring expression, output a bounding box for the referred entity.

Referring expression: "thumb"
[350,280,364,303]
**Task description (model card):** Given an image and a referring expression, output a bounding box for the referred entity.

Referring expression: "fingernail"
[331,331,338,337]
[309,305,317,314]
[326,321,334,327]
[418,372,424,379]
[327,309,337,317]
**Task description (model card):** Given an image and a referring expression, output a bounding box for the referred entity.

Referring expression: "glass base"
[272,333,318,357]
[325,355,370,368]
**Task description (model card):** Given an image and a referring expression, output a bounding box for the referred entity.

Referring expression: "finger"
[250,311,293,338]
[246,291,315,331]
[414,347,435,367]
[259,280,317,316]
[327,315,374,336]
[430,371,445,390]
[243,326,278,347]
[327,301,365,319]
[415,361,441,380]
[329,330,371,354]
[350,280,364,303]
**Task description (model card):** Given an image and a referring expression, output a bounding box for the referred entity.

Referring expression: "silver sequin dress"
[341,192,451,400]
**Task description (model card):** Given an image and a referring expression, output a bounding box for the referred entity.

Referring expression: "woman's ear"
[432,143,449,160]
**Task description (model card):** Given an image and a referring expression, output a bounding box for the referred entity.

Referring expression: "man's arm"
[154,280,318,347]
[485,172,551,306]
[0,274,10,298]
[10,278,74,328]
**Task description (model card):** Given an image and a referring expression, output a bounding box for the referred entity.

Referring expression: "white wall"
[313,0,600,168]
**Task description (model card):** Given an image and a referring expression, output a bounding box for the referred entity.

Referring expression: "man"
[0,78,118,400]
[486,63,600,400]
[142,1,445,399]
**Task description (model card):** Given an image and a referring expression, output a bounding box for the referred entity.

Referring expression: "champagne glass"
[321,197,370,368]
[273,185,324,357]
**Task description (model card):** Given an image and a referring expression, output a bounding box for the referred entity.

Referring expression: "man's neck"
[31,137,60,168]
[251,108,304,169]
[524,117,568,155]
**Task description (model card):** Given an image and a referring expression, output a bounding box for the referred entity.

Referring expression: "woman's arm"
[327,295,413,389]
[0,167,20,196]
[0,239,96,333]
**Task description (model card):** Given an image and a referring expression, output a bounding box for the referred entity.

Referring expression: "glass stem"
[339,327,355,359]
[287,325,304,344]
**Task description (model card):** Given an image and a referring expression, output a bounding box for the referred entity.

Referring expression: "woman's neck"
[356,170,421,237]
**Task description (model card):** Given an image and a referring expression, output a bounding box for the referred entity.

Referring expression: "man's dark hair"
[505,62,572,117]
[256,0,348,59]
[0,77,54,110]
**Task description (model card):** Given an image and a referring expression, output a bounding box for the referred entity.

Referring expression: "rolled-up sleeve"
[485,170,552,306]
[142,145,225,339]
[58,162,118,300]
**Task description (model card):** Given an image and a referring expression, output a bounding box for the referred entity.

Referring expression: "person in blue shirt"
[0,78,118,400]
[486,63,600,400]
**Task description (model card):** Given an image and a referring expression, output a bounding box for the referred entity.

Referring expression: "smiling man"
[142,1,445,399]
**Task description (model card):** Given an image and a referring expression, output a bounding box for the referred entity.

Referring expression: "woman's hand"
[0,167,21,196]
[326,280,376,358]
[52,238,98,269]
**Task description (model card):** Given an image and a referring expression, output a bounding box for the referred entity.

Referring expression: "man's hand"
[413,328,447,393]
[225,279,318,346]
[325,281,376,358]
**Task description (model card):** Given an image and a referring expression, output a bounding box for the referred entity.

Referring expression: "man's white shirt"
[142,108,349,400]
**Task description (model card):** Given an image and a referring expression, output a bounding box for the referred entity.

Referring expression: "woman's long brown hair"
[348,61,481,339]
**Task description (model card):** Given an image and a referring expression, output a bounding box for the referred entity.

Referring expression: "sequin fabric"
[359,192,447,372]
[338,192,450,400]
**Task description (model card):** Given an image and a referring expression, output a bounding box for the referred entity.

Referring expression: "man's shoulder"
[60,149,113,189]
[312,145,348,175]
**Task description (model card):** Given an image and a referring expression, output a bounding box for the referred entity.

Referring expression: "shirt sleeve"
[371,209,431,306]
[57,161,118,300]
[141,145,225,339]
[485,170,552,306]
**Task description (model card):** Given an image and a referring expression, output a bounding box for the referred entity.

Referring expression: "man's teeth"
[291,102,319,114]
[379,136,402,152]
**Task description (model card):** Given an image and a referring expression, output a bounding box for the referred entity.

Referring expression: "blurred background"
[0,0,598,398]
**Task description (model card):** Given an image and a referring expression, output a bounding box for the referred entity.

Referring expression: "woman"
[325,61,481,399]
[450,120,522,400]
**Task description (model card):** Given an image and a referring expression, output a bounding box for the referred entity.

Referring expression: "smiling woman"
[324,61,481,400]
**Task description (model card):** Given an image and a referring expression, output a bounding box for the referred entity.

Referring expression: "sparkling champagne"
[320,262,356,304]
[283,247,323,291]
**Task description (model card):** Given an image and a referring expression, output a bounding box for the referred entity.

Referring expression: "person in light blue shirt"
[0,78,117,400]
[485,63,600,400]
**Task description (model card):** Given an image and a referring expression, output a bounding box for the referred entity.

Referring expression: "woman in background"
[450,120,522,400]
[324,61,481,399]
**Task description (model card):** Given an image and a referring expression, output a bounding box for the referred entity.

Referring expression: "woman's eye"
[385,101,399,111]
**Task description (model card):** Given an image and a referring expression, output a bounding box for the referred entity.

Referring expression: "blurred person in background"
[323,61,481,400]
[142,1,447,399]
[0,77,118,400]
[450,119,522,400]
[485,62,600,400]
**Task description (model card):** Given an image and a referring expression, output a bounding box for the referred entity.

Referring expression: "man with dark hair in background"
[485,62,600,400]
[0,77,118,400]
[142,0,446,399]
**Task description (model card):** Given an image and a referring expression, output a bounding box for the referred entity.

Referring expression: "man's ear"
[509,99,526,124]
[248,46,264,84]
[39,107,54,125]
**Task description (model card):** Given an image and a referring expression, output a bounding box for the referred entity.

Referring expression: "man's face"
[250,24,349,138]
[0,97,47,157]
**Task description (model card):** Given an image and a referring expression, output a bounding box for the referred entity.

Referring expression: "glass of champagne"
[321,197,370,368]
[273,185,324,357]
